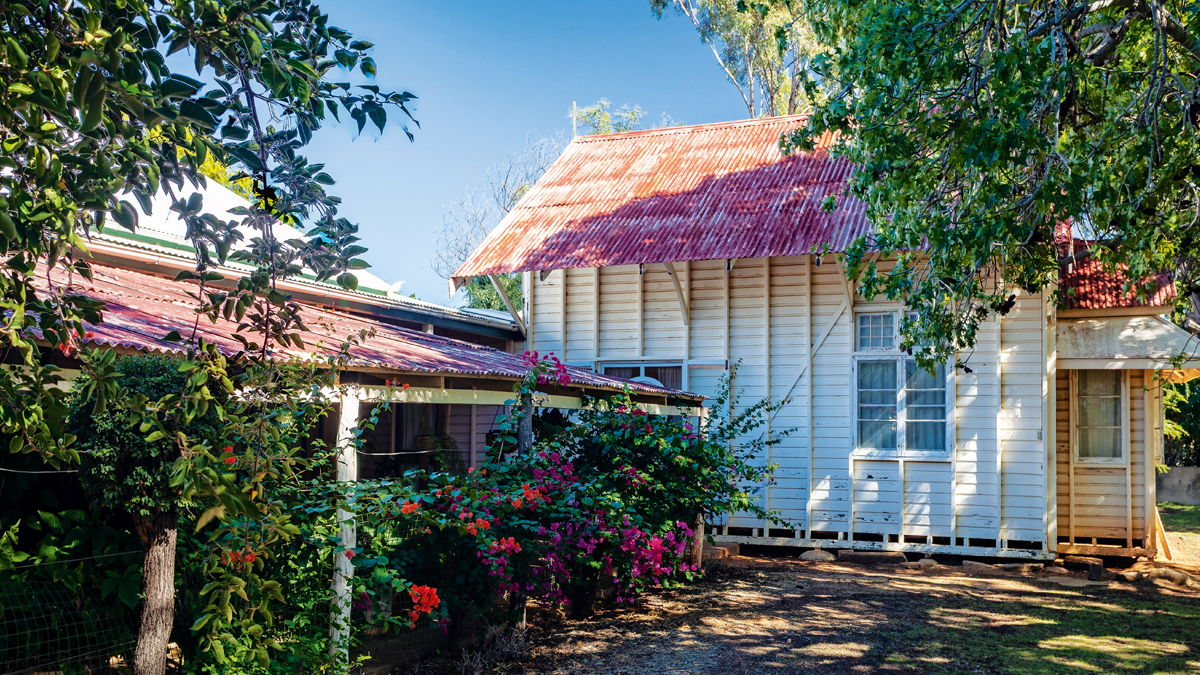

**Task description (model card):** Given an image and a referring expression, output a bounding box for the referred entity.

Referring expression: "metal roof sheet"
[451,115,869,285]
[32,262,699,400]
[1058,239,1176,310]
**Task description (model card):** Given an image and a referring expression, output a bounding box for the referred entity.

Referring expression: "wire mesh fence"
[0,578,137,674]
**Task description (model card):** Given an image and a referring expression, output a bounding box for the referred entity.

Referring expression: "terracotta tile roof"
[451,115,869,286]
[1058,238,1175,310]
[31,262,699,400]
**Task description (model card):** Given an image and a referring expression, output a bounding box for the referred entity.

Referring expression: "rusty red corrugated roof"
[31,262,699,399]
[1058,238,1176,310]
[451,115,869,285]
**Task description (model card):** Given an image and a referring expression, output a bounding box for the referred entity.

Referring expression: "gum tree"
[770,0,1200,358]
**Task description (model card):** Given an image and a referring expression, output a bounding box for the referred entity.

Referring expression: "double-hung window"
[1072,369,1127,463]
[853,312,952,458]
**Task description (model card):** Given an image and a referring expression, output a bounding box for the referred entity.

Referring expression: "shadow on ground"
[445,555,1200,675]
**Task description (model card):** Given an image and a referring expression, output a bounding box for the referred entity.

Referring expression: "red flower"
[403,383,410,390]
[401,500,419,514]
[345,550,355,560]
[223,456,237,465]
[244,552,256,563]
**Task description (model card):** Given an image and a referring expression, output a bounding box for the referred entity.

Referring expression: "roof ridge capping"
[570,113,811,142]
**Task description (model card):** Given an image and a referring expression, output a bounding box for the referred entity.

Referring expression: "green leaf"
[112,200,138,231]
[177,100,217,132]
[191,613,214,631]
[368,106,386,133]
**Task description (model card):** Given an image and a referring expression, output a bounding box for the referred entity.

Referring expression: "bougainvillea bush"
[333,356,788,635]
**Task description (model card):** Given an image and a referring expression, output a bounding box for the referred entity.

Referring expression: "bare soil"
[400,550,1200,675]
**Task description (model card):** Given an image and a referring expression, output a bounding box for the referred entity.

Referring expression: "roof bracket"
[663,262,689,327]
[538,269,550,282]
[726,258,736,272]
[488,273,527,338]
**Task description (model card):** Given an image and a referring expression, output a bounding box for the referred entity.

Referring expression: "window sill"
[851,449,952,462]
[1073,457,1126,465]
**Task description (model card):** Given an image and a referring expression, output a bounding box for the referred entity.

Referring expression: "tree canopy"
[654,0,820,117]
[777,0,1200,359]
[0,0,414,464]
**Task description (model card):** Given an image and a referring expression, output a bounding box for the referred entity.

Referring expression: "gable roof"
[451,115,869,288]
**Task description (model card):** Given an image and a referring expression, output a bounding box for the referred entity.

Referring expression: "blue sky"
[302,1,749,302]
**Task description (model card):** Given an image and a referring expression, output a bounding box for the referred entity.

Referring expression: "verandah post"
[330,385,362,665]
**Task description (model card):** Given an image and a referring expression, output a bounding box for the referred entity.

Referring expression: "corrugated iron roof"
[1058,239,1176,310]
[32,262,699,400]
[451,115,869,285]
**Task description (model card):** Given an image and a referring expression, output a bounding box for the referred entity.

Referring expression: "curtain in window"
[857,360,897,449]
[1077,370,1122,458]
[644,366,683,390]
[905,360,946,451]
[603,366,638,380]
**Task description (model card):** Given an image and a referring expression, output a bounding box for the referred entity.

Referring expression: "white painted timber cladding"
[527,256,1066,555]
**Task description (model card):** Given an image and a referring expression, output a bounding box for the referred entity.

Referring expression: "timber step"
[701,542,740,560]
[837,549,907,564]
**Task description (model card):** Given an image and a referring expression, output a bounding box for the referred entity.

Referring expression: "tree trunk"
[568,568,599,620]
[517,392,533,453]
[133,512,177,675]
[687,511,705,570]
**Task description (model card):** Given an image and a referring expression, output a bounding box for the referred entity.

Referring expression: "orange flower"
[403,383,410,390]
[401,500,419,514]
[223,456,237,465]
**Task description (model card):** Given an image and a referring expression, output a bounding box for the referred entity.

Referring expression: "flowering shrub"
[334,360,788,631]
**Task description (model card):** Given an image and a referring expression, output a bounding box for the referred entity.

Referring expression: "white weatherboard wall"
[524,255,1057,559]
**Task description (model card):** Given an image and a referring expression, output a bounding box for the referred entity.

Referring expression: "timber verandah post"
[330,385,362,664]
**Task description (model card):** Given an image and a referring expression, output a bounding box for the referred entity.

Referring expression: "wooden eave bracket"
[663,261,690,327]
[487,273,527,338]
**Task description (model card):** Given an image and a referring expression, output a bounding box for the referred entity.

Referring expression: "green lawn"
[1159,502,1200,534]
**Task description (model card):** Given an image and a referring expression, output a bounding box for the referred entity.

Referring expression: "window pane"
[859,405,897,421]
[1079,370,1120,396]
[859,421,896,449]
[644,366,683,390]
[858,360,896,390]
[1079,427,1121,458]
[906,405,945,421]
[857,313,895,350]
[906,390,945,406]
[858,359,898,450]
[1078,397,1120,427]
[905,361,945,389]
[907,421,946,451]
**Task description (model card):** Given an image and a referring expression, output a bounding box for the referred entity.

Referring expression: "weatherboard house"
[452,114,1200,561]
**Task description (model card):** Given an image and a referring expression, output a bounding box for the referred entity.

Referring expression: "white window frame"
[856,311,899,351]
[1069,369,1128,465]
[851,310,955,460]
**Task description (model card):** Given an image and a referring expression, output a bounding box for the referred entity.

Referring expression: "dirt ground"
[401,510,1200,675]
